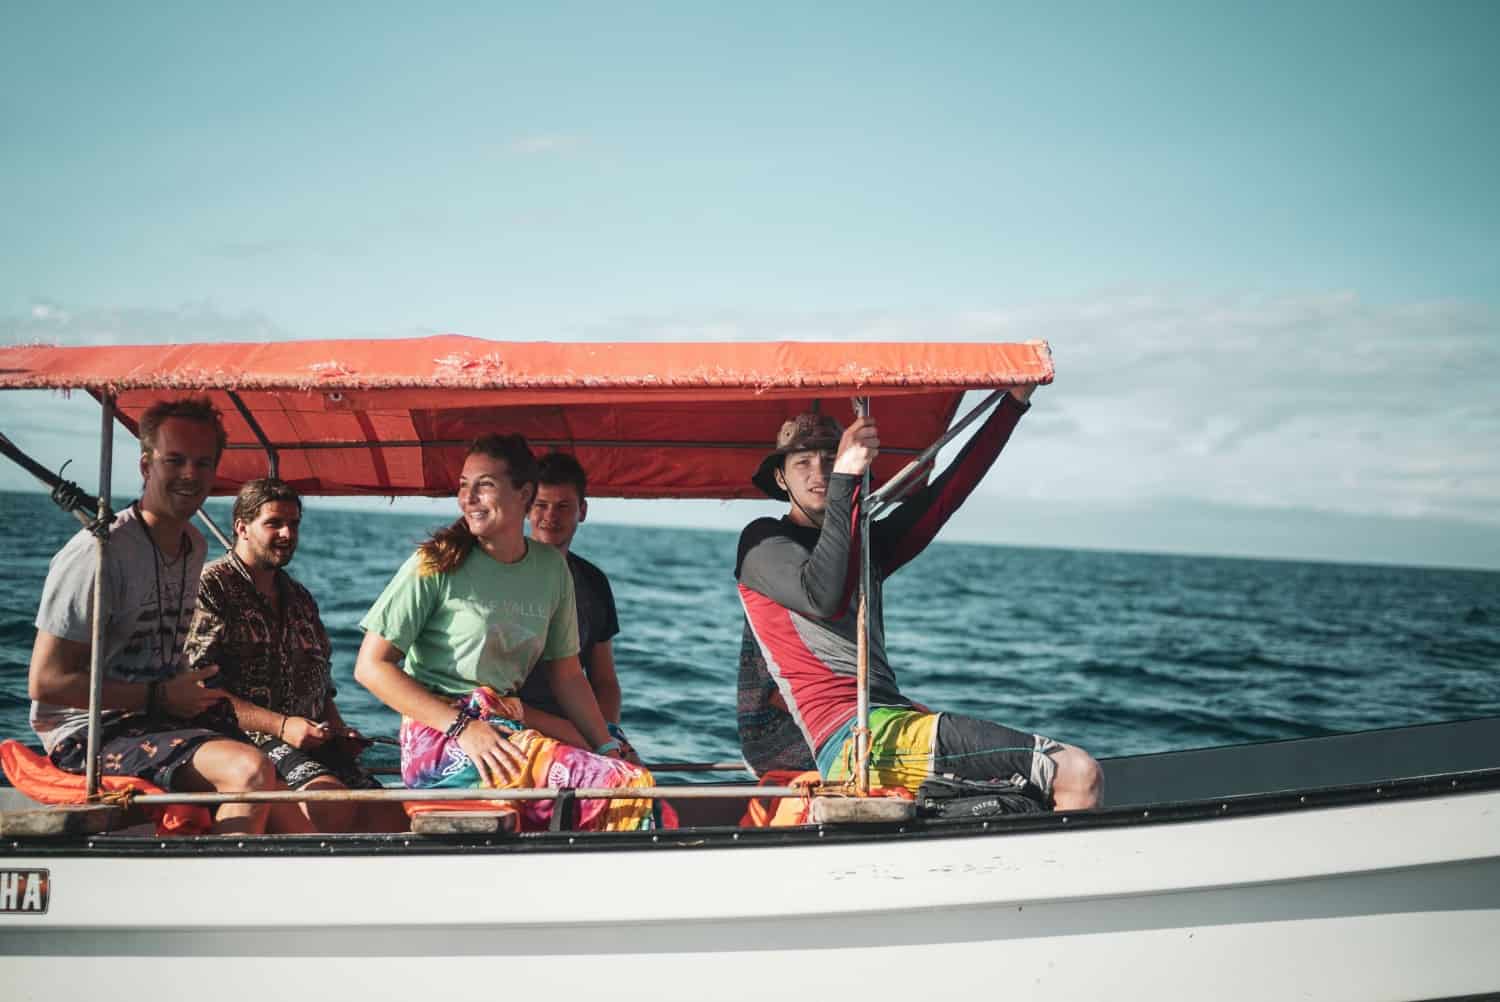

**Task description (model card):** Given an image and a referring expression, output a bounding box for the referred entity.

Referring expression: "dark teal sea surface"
[2,490,1497,776]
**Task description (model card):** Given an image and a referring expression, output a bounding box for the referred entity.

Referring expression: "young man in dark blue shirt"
[522,452,630,756]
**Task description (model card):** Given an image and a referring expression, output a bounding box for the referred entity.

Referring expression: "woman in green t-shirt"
[355,434,655,831]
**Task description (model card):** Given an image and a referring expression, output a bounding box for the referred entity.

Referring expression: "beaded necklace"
[132,502,190,677]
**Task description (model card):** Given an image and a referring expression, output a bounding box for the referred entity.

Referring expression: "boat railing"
[362,760,749,776]
[124,784,810,807]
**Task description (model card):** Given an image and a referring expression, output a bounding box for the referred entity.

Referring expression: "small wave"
[0,618,40,646]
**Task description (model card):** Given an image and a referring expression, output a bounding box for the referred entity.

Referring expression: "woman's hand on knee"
[455,720,526,787]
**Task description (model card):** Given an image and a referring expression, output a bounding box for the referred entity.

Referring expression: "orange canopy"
[0,336,1052,499]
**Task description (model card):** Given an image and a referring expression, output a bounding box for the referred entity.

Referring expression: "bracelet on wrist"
[593,738,622,756]
[444,709,474,740]
[145,680,163,717]
[278,714,289,740]
[606,722,627,743]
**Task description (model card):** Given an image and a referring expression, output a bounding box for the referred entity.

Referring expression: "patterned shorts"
[252,736,382,790]
[49,715,241,791]
[820,708,1063,799]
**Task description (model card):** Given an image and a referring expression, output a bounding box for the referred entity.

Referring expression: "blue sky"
[2,3,1497,569]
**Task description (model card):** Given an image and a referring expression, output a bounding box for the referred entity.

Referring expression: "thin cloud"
[1,293,1494,531]
[0,301,303,498]
[572,294,1500,526]
[506,134,583,155]
[205,239,304,261]
[1,300,289,347]
[29,301,69,323]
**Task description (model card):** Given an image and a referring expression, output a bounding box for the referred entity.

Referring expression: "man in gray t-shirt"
[33,503,208,753]
[28,397,307,835]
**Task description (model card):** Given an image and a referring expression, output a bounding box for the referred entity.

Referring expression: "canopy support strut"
[226,390,279,478]
[222,437,922,456]
[866,388,1009,518]
[848,386,1017,798]
[196,510,234,552]
[854,396,872,798]
[83,394,115,799]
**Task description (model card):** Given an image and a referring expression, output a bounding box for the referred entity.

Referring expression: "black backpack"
[916,773,1047,819]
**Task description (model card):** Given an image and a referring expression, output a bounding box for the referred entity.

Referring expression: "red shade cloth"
[0,337,1053,499]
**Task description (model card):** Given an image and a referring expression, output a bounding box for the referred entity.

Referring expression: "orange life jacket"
[0,739,212,835]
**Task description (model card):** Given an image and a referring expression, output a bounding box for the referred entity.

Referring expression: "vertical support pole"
[83,393,116,799]
[853,397,872,797]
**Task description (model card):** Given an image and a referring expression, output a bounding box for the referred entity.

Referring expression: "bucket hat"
[752,412,844,501]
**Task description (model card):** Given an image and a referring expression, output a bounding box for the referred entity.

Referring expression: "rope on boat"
[96,787,139,809]
[0,430,104,529]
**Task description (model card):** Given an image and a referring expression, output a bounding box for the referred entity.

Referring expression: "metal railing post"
[854,396,872,797]
[83,394,115,799]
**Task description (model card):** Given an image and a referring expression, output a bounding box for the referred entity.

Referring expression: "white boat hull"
[4,786,1498,1002]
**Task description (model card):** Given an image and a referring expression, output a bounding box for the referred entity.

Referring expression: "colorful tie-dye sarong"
[401,687,656,832]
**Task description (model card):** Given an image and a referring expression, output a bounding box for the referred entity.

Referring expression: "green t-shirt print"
[360,541,580,698]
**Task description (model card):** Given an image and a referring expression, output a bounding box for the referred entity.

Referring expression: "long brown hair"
[417,434,538,576]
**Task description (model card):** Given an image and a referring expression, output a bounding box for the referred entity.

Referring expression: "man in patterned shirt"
[186,478,404,832]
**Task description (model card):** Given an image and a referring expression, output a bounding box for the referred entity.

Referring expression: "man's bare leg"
[297,775,356,833]
[175,739,279,835]
[268,779,318,834]
[358,798,411,834]
[295,776,408,833]
[1050,744,1103,810]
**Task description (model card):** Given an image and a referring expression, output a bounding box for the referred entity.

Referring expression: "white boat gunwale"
[6,743,1497,858]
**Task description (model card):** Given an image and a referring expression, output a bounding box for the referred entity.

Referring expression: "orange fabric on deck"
[0,337,1053,499]
[0,739,213,835]
[740,770,821,827]
[738,772,917,828]
[402,799,522,834]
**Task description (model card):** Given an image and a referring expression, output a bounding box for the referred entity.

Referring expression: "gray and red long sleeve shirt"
[734,393,1030,775]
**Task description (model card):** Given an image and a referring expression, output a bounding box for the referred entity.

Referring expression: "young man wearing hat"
[734,388,1102,810]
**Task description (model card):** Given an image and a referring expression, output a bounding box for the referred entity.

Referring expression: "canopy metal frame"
[850,387,1012,796]
[6,374,1025,805]
[223,438,924,456]
[82,394,116,797]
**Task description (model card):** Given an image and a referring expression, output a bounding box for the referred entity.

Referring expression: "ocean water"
[2,490,1497,775]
